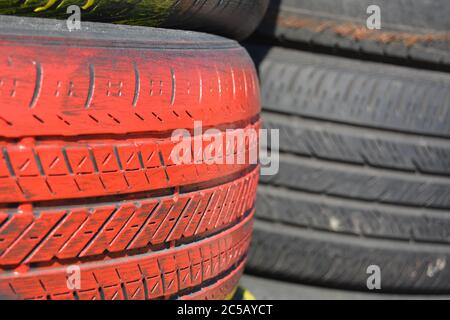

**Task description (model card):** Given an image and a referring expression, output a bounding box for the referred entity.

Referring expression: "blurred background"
[241,0,450,299]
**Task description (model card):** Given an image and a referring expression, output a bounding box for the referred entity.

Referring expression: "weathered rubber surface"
[183,259,246,300]
[247,44,450,293]
[0,168,258,267]
[0,16,260,138]
[0,122,259,203]
[257,0,450,65]
[0,0,269,40]
[241,275,450,300]
[251,45,450,137]
[248,220,450,293]
[263,112,450,176]
[257,185,450,245]
[0,16,260,203]
[0,211,254,300]
[0,17,260,300]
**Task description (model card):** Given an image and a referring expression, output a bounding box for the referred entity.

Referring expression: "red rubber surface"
[0,210,254,300]
[0,43,259,138]
[0,19,260,300]
[0,121,259,203]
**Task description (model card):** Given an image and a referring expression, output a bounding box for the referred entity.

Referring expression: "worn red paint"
[275,12,450,45]
[0,31,260,300]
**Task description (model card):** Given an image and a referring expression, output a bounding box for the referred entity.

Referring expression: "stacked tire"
[0,0,268,300]
[0,0,269,41]
[245,0,450,295]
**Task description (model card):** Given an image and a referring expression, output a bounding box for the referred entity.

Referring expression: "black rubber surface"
[0,0,270,40]
[241,275,450,300]
[257,0,450,65]
[251,45,450,137]
[246,44,450,294]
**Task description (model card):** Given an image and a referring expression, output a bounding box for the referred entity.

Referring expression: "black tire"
[257,0,450,65]
[0,16,260,300]
[240,275,450,300]
[0,0,270,41]
[246,44,450,293]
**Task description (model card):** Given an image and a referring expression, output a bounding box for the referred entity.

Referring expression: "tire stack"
[0,1,269,300]
[245,0,450,296]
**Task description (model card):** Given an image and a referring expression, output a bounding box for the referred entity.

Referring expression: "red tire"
[0,0,270,41]
[0,17,260,300]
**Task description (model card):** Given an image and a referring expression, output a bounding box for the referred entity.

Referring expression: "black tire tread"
[258,0,450,65]
[0,0,270,40]
[247,220,450,293]
[250,43,450,293]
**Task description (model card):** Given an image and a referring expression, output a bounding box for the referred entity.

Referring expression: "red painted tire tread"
[0,42,259,138]
[0,18,260,300]
[0,211,254,300]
